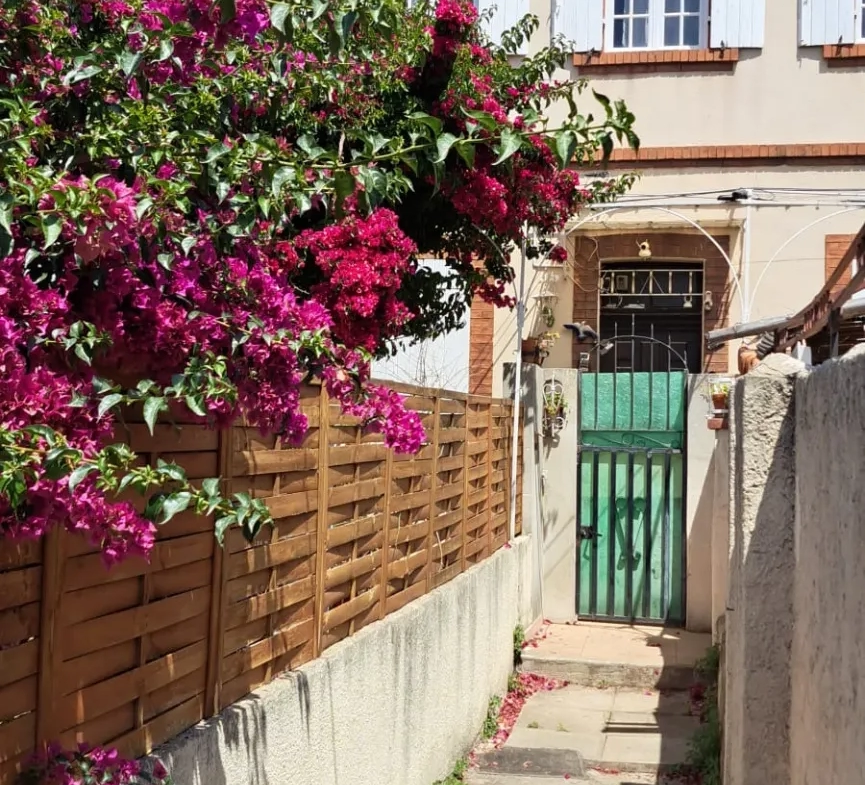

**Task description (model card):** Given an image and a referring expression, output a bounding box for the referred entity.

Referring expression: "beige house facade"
[471,0,865,395]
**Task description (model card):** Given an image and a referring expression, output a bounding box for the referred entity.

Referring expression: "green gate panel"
[577,371,687,625]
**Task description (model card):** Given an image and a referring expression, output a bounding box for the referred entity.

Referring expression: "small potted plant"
[544,390,567,419]
[710,380,730,412]
[521,337,539,363]
[536,330,559,362]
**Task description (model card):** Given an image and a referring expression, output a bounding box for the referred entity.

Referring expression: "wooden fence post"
[486,403,494,556]
[313,388,330,657]
[204,426,233,716]
[460,399,470,575]
[379,445,393,620]
[35,526,66,747]
[425,396,440,591]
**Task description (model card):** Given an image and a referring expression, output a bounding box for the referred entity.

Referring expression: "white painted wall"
[373,259,471,393]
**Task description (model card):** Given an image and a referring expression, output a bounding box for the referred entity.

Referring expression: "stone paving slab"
[501,685,699,774]
[520,623,711,690]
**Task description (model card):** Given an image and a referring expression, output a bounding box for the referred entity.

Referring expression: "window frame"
[604,0,710,52]
[859,0,865,42]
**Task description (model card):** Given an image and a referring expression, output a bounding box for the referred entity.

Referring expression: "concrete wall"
[156,538,537,785]
[790,346,865,785]
[724,354,803,785]
[711,429,730,640]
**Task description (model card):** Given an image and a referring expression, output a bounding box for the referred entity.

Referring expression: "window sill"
[823,44,865,66]
[572,48,738,74]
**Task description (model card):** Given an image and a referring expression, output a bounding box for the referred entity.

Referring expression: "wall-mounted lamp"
[638,240,652,258]
[704,290,714,312]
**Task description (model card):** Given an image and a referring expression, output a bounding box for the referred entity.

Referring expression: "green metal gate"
[577,370,687,624]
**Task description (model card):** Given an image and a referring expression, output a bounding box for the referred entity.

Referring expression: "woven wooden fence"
[0,382,522,782]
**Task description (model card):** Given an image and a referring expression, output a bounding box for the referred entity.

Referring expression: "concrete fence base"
[156,536,537,785]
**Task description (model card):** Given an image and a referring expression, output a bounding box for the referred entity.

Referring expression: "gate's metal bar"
[661,450,672,616]
[625,451,635,619]
[607,454,617,618]
[643,452,653,619]
[591,450,600,616]
[581,446,682,455]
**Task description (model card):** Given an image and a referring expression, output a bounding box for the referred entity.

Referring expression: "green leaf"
[271,166,295,199]
[454,140,475,168]
[41,215,62,250]
[157,38,174,62]
[70,65,102,84]
[135,197,154,220]
[0,199,12,237]
[143,397,166,435]
[156,459,187,482]
[434,133,458,164]
[68,464,97,492]
[215,514,234,544]
[333,170,355,199]
[296,135,325,160]
[144,492,166,522]
[204,143,231,164]
[159,491,193,524]
[181,236,197,255]
[117,50,143,77]
[185,394,207,417]
[97,393,124,418]
[202,477,220,497]
[270,2,290,32]
[555,130,577,169]
[493,128,523,166]
[218,0,236,23]
[310,0,329,21]
[408,112,443,137]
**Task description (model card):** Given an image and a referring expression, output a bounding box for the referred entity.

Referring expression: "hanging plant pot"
[521,338,540,364]
[711,392,728,411]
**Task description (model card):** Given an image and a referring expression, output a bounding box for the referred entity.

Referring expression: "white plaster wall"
[155,538,537,785]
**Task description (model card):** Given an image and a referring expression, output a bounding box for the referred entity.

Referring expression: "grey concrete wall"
[155,538,535,785]
[724,354,804,785]
[790,346,865,785]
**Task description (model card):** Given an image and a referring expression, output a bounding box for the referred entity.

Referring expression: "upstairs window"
[608,0,708,50]
[861,0,865,40]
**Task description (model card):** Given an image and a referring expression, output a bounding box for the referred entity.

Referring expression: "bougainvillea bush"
[17,744,170,785]
[0,0,637,563]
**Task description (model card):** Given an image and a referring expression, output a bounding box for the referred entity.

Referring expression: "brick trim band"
[573,48,738,74]
[602,143,865,169]
[823,44,865,66]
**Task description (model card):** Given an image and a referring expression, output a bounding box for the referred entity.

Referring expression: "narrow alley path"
[462,623,712,785]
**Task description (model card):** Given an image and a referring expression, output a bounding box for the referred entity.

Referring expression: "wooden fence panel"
[0,540,41,784]
[0,383,522,782]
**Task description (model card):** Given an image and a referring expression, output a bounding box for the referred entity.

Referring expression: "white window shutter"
[552,0,604,53]
[710,0,767,48]
[479,0,530,53]
[799,0,856,45]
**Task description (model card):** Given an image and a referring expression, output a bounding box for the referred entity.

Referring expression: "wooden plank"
[378,446,393,621]
[64,533,213,591]
[430,562,462,589]
[385,581,427,616]
[232,448,317,477]
[389,519,429,547]
[390,488,429,515]
[221,618,314,683]
[329,443,388,467]
[54,641,206,733]
[114,423,218,453]
[327,515,382,549]
[323,586,378,632]
[487,404,494,557]
[266,489,317,519]
[0,541,41,571]
[328,478,385,508]
[228,533,317,579]
[432,508,463,533]
[0,714,34,765]
[0,602,39,649]
[391,458,432,480]
[0,640,38,690]
[0,675,36,725]
[111,694,204,760]
[0,567,41,612]
[388,549,426,580]
[313,389,329,658]
[63,588,209,660]
[225,576,315,630]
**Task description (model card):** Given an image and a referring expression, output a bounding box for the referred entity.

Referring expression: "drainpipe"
[508,234,527,542]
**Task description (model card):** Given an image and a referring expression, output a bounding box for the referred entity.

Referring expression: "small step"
[475,685,699,776]
[520,623,710,691]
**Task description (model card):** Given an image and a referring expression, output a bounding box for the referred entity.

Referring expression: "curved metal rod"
[581,333,690,370]
[749,207,865,311]
[547,206,745,316]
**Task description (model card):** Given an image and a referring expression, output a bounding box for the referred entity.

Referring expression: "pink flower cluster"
[19,743,170,785]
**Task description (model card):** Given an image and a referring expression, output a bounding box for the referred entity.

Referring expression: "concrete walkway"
[465,622,711,785]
